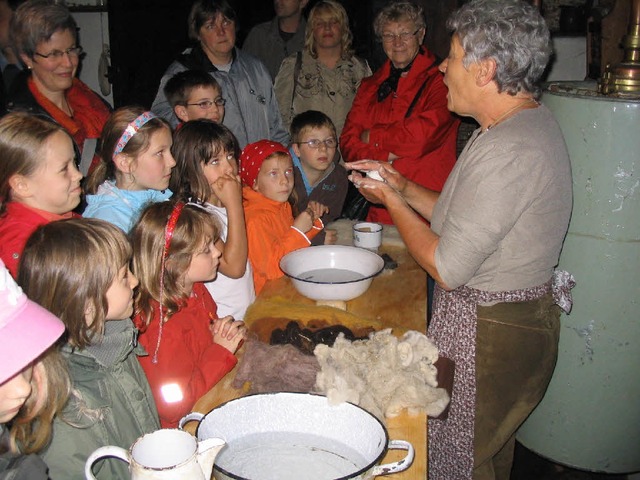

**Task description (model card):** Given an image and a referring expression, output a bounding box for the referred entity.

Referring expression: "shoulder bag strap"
[290,51,303,117]
[405,59,438,119]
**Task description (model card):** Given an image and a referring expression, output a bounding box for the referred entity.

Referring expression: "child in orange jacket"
[240,140,328,294]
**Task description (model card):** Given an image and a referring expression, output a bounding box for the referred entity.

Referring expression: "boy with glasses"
[290,110,347,245]
[164,69,226,127]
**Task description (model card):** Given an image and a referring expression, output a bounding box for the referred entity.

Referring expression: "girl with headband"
[131,201,246,428]
[83,106,176,232]
[18,219,160,479]
[0,112,83,278]
[240,139,328,294]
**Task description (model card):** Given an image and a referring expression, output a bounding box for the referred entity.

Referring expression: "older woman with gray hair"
[340,0,459,225]
[7,0,110,165]
[345,0,574,478]
[274,0,371,136]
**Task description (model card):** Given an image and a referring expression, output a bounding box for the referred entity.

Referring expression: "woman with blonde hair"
[274,0,371,136]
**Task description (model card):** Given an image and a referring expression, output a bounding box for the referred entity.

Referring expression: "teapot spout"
[197,437,225,479]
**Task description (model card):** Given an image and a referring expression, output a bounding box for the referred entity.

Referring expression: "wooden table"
[192,220,428,479]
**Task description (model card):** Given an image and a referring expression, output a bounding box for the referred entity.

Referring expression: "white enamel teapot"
[84,428,225,480]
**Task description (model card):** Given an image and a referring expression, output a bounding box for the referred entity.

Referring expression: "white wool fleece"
[314,329,450,420]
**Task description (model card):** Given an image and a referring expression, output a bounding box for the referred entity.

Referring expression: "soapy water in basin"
[215,431,370,480]
[298,268,366,283]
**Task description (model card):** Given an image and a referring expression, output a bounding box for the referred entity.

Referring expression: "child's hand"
[293,201,329,232]
[211,315,247,354]
[212,173,242,208]
[293,209,314,232]
[324,228,337,245]
[307,201,328,220]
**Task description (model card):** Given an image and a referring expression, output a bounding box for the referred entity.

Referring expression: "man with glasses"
[340,0,459,226]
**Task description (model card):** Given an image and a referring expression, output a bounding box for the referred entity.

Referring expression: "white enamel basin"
[279,245,384,302]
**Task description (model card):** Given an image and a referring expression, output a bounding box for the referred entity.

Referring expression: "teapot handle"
[178,411,204,430]
[84,446,129,479]
[370,440,415,476]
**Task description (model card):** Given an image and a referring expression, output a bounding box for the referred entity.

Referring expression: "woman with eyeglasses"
[340,0,459,226]
[151,0,289,150]
[6,0,110,169]
[274,0,371,138]
[346,0,573,477]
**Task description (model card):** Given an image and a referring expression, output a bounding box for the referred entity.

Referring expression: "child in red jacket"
[0,113,82,278]
[240,140,328,294]
[131,201,246,428]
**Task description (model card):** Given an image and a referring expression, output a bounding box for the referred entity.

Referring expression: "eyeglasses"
[33,46,83,61]
[296,138,338,149]
[186,98,226,109]
[380,29,420,44]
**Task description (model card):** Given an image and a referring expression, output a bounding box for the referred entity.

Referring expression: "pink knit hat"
[239,140,290,187]
[0,259,64,384]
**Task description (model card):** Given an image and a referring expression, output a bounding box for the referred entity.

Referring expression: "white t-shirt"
[203,203,256,320]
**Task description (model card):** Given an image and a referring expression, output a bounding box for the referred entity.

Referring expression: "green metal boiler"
[516,81,640,473]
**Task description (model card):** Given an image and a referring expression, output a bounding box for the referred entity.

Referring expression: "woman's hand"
[211,172,242,209]
[345,160,407,207]
[211,315,247,354]
[346,160,407,193]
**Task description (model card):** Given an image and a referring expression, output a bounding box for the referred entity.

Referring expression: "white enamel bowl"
[279,245,385,302]
[179,392,414,480]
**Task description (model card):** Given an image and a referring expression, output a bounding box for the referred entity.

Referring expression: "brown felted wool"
[232,336,321,394]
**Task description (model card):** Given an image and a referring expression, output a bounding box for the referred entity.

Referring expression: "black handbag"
[340,181,371,220]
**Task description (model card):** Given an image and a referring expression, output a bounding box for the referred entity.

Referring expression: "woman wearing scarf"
[339,0,458,225]
[7,0,110,171]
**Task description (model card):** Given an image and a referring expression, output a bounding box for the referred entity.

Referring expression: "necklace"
[485,98,538,132]
[59,95,74,117]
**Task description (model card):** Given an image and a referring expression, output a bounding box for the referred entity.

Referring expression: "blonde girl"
[0,112,82,277]
[0,259,70,479]
[18,218,160,480]
[131,201,246,428]
[83,106,176,232]
[170,119,254,319]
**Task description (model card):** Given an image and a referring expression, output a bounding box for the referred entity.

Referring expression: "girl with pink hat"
[240,139,328,294]
[0,258,69,479]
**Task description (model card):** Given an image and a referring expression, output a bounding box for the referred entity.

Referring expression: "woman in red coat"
[340,1,458,225]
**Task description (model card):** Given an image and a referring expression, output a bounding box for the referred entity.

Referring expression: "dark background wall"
[106,0,458,109]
